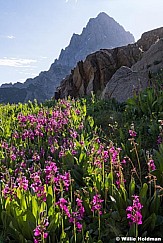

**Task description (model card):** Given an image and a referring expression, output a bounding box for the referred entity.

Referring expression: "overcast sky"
[0,0,162,85]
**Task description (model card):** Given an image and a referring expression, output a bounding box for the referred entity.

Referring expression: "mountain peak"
[0,13,135,103]
[97,12,113,19]
[88,12,120,25]
[86,12,115,28]
[56,13,135,67]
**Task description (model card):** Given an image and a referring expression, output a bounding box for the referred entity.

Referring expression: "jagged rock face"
[58,27,163,101]
[0,12,135,104]
[58,44,142,98]
[137,27,163,51]
[133,38,163,73]
[102,38,163,102]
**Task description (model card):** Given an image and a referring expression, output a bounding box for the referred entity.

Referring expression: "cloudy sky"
[0,0,162,85]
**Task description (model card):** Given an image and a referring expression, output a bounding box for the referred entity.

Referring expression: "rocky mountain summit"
[0,12,134,104]
[58,27,163,102]
[56,12,134,68]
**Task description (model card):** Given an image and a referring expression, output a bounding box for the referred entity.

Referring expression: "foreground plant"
[34,215,49,243]
[126,195,143,240]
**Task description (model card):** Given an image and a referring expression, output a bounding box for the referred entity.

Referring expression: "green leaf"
[17,188,22,200]
[128,223,136,237]
[21,221,33,240]
[62,151,74,169]
[139,183,148,204]
[79,151,86,164]
[47,213,60,233]
[48,205,55,217]
[21,194,27,211]
[5,197,11,210]
[46,194,53,210]
[1,211,11,230]
[141,213,157,232]
[111,211,121,221]
[150,170,161,182]
[120,185,127,203]
[71,168,85,186]
[6,224,21,242]
[60,230,67,240]
[129,177,135,198]
[26,210,36,226]
[156,215,163,227]
[150,193,160,214]
[31,197,38,220]
[40,201,46,214]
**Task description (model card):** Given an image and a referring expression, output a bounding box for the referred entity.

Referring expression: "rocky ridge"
[57,27,163,102]
[0,12,134,104]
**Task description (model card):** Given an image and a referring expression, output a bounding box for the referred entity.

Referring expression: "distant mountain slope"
[0,12,134,104]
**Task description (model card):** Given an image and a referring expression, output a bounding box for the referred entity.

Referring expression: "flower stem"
[135,223,138,243]
[98,211,101,240]
[74,219,77,243]
[133,141,142,187]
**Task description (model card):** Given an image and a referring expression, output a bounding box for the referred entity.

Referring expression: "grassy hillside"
[0,72,162,242]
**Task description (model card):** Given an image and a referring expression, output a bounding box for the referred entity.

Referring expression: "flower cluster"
[109,146,126,187]
[17,176,29,191]
[147,159,156,171]
[70,198,85,231]
[2,177,17,201]
[91,194,104,215]
[44,159,58,184]
[126,195,143,225]
[129,129,137,137]
[109,146,121,165]
[57,197,85,231]
[33,217,49,243]
[87,139,109,169]
[30,172,46,202]
[56,198,71,218]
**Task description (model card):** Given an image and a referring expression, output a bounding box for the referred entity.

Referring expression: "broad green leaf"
[141,213,157,232]
[31,197,38,220]
[47,213,60,232]
[129,177,135,198]
[139,183,148,204]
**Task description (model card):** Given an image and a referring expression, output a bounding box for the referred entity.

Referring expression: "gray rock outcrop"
[58,44,142,98]
[58,27,163,102]
[137,27,163,51]
[133,38,163,73]
[101,66,149,102]
[102,38,163,102]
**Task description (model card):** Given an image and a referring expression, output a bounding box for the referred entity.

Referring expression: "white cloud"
[7,35,15,39]
[0,35,15,39]
[0,57,37,67]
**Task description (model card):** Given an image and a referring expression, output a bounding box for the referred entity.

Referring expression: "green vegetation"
[0,73,162,243]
